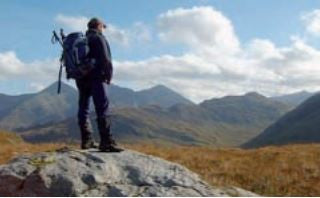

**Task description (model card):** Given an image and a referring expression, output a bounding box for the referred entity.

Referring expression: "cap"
[87,17,106,29]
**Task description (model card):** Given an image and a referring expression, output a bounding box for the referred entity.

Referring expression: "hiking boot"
[81,138,98,150]
[79,119,98,150]
[99,143,124,152]
[99,136,124,152]
[97,117,124,153]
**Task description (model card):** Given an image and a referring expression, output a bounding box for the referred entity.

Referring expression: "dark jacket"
[85,29,113,82]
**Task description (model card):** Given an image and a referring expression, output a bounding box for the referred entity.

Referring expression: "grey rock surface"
[0,148,258,197]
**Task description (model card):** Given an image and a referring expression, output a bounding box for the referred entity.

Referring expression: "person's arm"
[95,35,113,84]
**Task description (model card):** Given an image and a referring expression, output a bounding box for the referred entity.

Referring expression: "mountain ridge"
[20,91,291,147]
[2,82,311,147]
[0,81,193,131]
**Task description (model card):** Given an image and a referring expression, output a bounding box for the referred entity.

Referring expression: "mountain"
[20,92,291,147]
[0,82,292,147]
[135,85,193,108]
[108,84,137,107]
[109,84,193,108]
[0,82,193,131]
[270,91,315,107]
[0,82,78,131]
[243,93,320,148]
[200,92,290,126]
[0,93,35,119]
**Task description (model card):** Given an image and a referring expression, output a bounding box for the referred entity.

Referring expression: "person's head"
[87,17,106,33]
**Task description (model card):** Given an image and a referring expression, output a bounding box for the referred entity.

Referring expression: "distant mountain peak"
[141,84,174,93]
[41,81,76,94]
[133,84,193,107]
[244,92,266,98]
[152,84,169,89]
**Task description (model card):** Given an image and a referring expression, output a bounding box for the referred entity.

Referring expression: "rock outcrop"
[0,148,258,196]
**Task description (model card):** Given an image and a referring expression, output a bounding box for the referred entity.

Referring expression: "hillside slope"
[270,91,314,107]
[0,82,77,131]
[0,93,34,119]
[243,93,320,148]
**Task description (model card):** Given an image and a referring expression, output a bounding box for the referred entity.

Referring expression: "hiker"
[76,18,123,152]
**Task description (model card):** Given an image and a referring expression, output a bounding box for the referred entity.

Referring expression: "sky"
[1,0,320,102]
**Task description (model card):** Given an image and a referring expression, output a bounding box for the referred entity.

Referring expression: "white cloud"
[157,6,240,55]
[54,14,151,47]
[0,51,24,79]
[113,52,285,102]
[3,7,320,102]
[0,51,59,92]
[243,37,320,94]
[106,24,130,46]
[54,14,129,46]
[132,22,152,42]
[112,7,320,102]
[54,14,88,31]
[113,30,320,102]
[114,53,221,81]
[246,39,284,60]
[302,9,320,36]
[29,82,46,92]
[0,51,57,80]
[113,54,223,101]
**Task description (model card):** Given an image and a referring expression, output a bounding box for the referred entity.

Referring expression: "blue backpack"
[62,32,95,79]
[52,30,95,93]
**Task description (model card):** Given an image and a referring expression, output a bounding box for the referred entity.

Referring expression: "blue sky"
[1,0,320,102]
[1,0,319,60]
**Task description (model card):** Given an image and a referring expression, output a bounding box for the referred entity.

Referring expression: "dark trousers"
[76,79,110,128]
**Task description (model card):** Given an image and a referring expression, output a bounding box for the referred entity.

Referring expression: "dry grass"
[126,143,320,196]
[0,131,66,164]
[1,131,320,196]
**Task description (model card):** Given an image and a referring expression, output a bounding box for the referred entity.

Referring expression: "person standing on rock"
[76,17,123,152]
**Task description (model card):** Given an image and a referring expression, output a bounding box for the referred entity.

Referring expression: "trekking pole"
[52,29,77,94]
[52,30,64,94]
[60,29,66,40]
[52,30,77,66]
[52,30,63,47]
